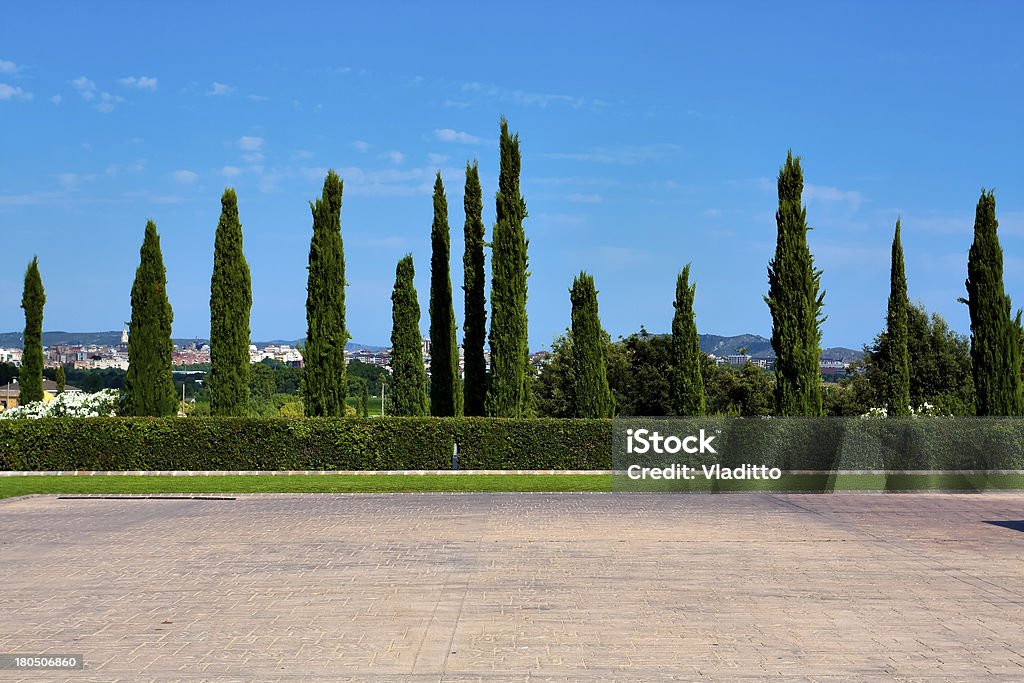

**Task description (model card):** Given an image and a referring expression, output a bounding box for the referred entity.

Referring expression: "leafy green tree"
[390,255,428,416]
[462,161,488,416]
[569,272,614,417]
[125,221,178,416]
[55,365,66,394]
[486,117,530,417]
[249,361,276,402]
[765,151,825,415]
[209,188,253,415]
[964,190,1022,415]
[670,264,705,416]
[19,257,45,404]
[429,173,462,416]
[614,329,673,416]
[703,360,775,416]
[303,171,349,416]
[878,219,911,415]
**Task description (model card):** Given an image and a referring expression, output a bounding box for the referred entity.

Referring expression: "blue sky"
[1,2,1022,349]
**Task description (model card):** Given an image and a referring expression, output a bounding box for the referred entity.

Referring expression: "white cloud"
[443,99,471,108]
[291,149,314,161]
[704,208,721,218]
[221,166,242,178]
[95,92,124,113]
[0,60,17,73]
[49,94,61,104]
[462,81,585,108]
[567,193,603,204]
[57,173,79,188]
[386,150,405,165]
[71,76,96,100]
[246,94,269,101]
[427,153,448,165]
[0,83,30,101]
[434,128,483,145]
[119,76,157,90]
[208,82,234,96]
[804,184,863,208]
[238,136,264,151]
[172,170,198,183]
[352,140,371,152]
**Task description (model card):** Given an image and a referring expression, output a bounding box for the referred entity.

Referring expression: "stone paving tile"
[0,492,1022,681]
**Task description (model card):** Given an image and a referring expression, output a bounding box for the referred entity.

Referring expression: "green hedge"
[0,417,613,471]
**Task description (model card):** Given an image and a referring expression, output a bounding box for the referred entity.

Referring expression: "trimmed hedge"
[0,417,613,471]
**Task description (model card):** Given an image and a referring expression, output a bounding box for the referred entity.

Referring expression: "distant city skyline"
[2,3,1022,350]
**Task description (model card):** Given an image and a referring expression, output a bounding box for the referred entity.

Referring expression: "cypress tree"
[209,188,253,416]
[390,255,428,416]
[303,171,349,417]
[765,151,825,416]
[55,366,66,394]
[569,272,614,418]
[125,221,177,416]
[670,264,705,416]
[485,117,530,417]
[19,257,44,404]
[881,219,911,415]
[965,190,1023,415]
[429,173,462,416]
[462,161,487,416]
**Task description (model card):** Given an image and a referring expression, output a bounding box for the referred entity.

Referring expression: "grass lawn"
[1,472,1022,499]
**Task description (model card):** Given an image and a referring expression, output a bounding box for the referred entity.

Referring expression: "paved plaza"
[1,492,1022,681]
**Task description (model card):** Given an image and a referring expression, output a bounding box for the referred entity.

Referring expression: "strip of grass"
[1,473,1021,500]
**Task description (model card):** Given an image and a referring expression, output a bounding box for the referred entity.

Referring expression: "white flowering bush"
[860,402,951,419]
[0,389,120,419]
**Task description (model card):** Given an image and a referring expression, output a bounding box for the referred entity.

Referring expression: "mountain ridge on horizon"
[0,331,864,361]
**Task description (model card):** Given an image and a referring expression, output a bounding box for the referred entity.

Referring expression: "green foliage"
[879,219,911,415]
[347,360,389,396]
[822,363,875,416]
[486,117,530,417]
[965,190,1022,415]
[462,161,488,416]
[390,255,428,416]
[765,151,825,415]
[670,265,705,416]
[569,272,614,417]
[0,417,612,471]
[125,221,178,416]
[209,188,253,416]
[303,170,349,416]
[702,360,774,416]
[428,173,462,416]
[55,366,66,394]
[19,257,45,404]
[249,361,276,402]
[611,329,673,416]
[360,379,369,417]
[867,303,975,415]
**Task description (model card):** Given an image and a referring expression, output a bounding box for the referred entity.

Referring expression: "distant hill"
[698,333,863,362]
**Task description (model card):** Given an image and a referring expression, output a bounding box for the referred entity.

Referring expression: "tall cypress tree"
[965,190,1023,415]
[881,219,911,415]
[125,221,177,416]
[429,173,462,416]
[19,257,45,404]
[209,188,253,416]
[485,117,530,417]
[462,161,488,416]
[55,365,66,394]
[670,264,705,416]
[390,255,428,416]
[765,151,825,416]
[303,171,349,417]
[569,272,614,418]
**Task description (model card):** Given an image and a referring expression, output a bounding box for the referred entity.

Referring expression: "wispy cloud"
[71,76,96,100]
[462,81,586,109]
[541,144,680,165]
[427,153,448,165]
[238,136,264,151]
[221,166,242,178]
[246,94,269,101]
[0,60,16,74]
[434,128,483,145]
[443,99,471,108]
[291,149,314,161]
[567,192,603,204]
[352,140,372,152]
[386,150,405,165]
[804,184,863,209]
[208,82,234,96]
[49,94,61,105]
[95,92,124,113]
[171,170,198,183]
[119,76,157,90]
[0,83,30,101]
